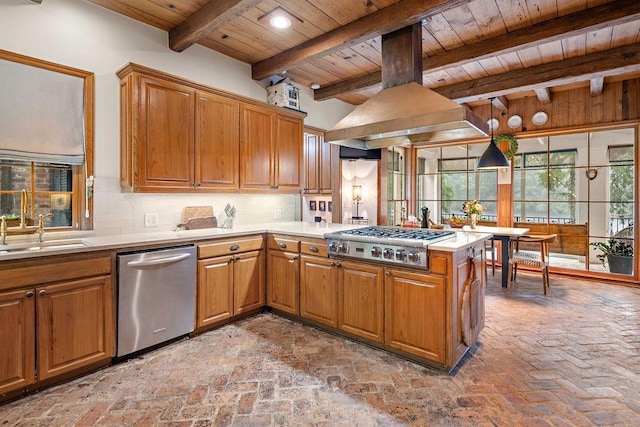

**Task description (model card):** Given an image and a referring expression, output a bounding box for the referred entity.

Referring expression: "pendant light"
[476,98,510,169]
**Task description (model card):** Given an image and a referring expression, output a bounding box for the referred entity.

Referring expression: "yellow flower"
[462,200,486,215]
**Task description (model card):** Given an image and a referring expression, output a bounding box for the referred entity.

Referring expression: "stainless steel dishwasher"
[117,245,196,358]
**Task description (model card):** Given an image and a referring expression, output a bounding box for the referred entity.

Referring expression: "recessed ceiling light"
[310,82,320,90]
[269,14,291,29]
[258,7,303,30]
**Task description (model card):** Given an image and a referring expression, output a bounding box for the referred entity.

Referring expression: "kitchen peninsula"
[0,222,489,403]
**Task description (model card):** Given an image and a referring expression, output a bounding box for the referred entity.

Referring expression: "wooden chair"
[507,234,557,295]
[484,238,496,277]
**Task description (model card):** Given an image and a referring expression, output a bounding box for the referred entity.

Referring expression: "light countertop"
[0,222,491,261]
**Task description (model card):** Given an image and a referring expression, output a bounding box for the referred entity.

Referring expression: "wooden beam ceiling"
[535,88,552,105]
[169,0,262,52]
[251,0,466,80]
[435,43,640,103]
[314,0,640,101]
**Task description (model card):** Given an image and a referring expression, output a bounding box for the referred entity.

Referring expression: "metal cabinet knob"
[38,289,46,296]
[309,246,319,253]
[25,290,34,298]
[279,242,287,248]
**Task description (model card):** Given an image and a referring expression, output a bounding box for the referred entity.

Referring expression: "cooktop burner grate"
[339,226,454,241]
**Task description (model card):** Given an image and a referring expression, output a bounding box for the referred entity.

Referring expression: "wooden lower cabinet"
[37,276,113,381]
[300,255,338,327]
[338,261,384,342]
[267,250,300,315]
[234,251,265,314]
[197,255,234,326]
[0,289,35,395]
[384,268,446,364]
[0,268,113,396]
[197,241,265,329]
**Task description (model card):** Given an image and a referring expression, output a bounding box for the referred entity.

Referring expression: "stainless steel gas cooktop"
[324,226,455,270]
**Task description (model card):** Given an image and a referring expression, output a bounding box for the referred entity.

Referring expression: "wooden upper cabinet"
[240,104,302,192]
[304,133,319,192]
[118,63,305,193]
[138,76,195,191]
[240,104,274,190]
[303,130,333,194]
[274,115,302,190]
[319,137,333,193]
[195,91,240,190]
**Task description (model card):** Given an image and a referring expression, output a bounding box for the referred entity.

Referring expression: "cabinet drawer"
[267,235,300,252]
[300,241,327,257]
[429,255,448,276]
[198,236,264,259]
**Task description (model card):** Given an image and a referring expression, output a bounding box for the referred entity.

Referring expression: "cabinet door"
[36,275,113,381]
[240,104,274,190]
[274,115,302,190]
[303,132,319,193]
[138,76,195,190]
[234,250,265,314]
[338,261,384,342]
[318,136,333,192]
[384,269,446,363]
[197,256,234,327]
[195,91,240,190]
[0,289,35,395]
[300,255,338,327]
[267,250,300,315]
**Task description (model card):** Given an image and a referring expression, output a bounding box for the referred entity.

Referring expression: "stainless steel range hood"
[324,24,488,149]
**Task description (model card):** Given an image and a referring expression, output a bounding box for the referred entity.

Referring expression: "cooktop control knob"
[371,246,382,257]
[407,251,421,263]
[395,249,407,261]
[383,248,394,259]
[328,241,338,253]
[338,243,349,254]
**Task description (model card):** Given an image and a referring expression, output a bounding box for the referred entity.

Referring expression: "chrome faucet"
[20,189,28,229]
[0,215,6,245]
[36,213,53,243]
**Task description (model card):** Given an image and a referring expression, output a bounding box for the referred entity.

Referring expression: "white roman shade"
[0,58,85,165]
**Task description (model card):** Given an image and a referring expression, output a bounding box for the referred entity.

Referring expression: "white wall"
[0,0,353,235]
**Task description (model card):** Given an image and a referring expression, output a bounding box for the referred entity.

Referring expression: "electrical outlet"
[273,209,282,220]
[144,213,159,227]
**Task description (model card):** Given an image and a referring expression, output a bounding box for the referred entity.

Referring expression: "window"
[416,144,497,224]
[387,147,406,226]
[0,50,93,231]
[0,160,74,228]
[513,149,577,223]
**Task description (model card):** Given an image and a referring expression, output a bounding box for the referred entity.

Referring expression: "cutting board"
[182,206,214,224]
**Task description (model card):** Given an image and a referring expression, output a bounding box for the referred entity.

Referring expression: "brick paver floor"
[1,272,639,426]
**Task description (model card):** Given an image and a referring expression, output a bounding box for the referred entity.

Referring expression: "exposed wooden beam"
[534,88,552,104]
[251,0,466,80]
[590,77,605,96]
[169,0,261,52]
[492,96,509,111]
[315,0,640,100]
[435,43,640,103]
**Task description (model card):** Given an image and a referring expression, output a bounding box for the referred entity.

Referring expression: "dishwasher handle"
[126,252,192,268]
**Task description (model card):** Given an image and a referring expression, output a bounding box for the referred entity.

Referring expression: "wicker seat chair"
[507,234,557,295]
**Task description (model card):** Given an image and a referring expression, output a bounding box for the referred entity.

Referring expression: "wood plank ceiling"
[86,0,640,109]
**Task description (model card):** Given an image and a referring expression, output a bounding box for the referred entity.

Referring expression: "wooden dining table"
[465,225,529,288]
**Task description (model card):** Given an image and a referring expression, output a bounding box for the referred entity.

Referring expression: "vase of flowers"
[462,200,486,229]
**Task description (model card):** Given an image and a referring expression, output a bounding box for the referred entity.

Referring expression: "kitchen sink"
[0,239,90,254]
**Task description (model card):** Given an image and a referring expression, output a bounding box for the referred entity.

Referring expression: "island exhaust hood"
[324,24,488,149]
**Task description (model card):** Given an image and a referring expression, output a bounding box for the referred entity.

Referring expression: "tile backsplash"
[92,177,301,236]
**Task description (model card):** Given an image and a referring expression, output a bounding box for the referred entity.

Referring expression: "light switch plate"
[273,209,282,220]
[144,212,159,227]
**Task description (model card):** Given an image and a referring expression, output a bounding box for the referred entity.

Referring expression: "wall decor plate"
[532,111,548,125]
[486,118,499,131]
[507,115,522,129]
